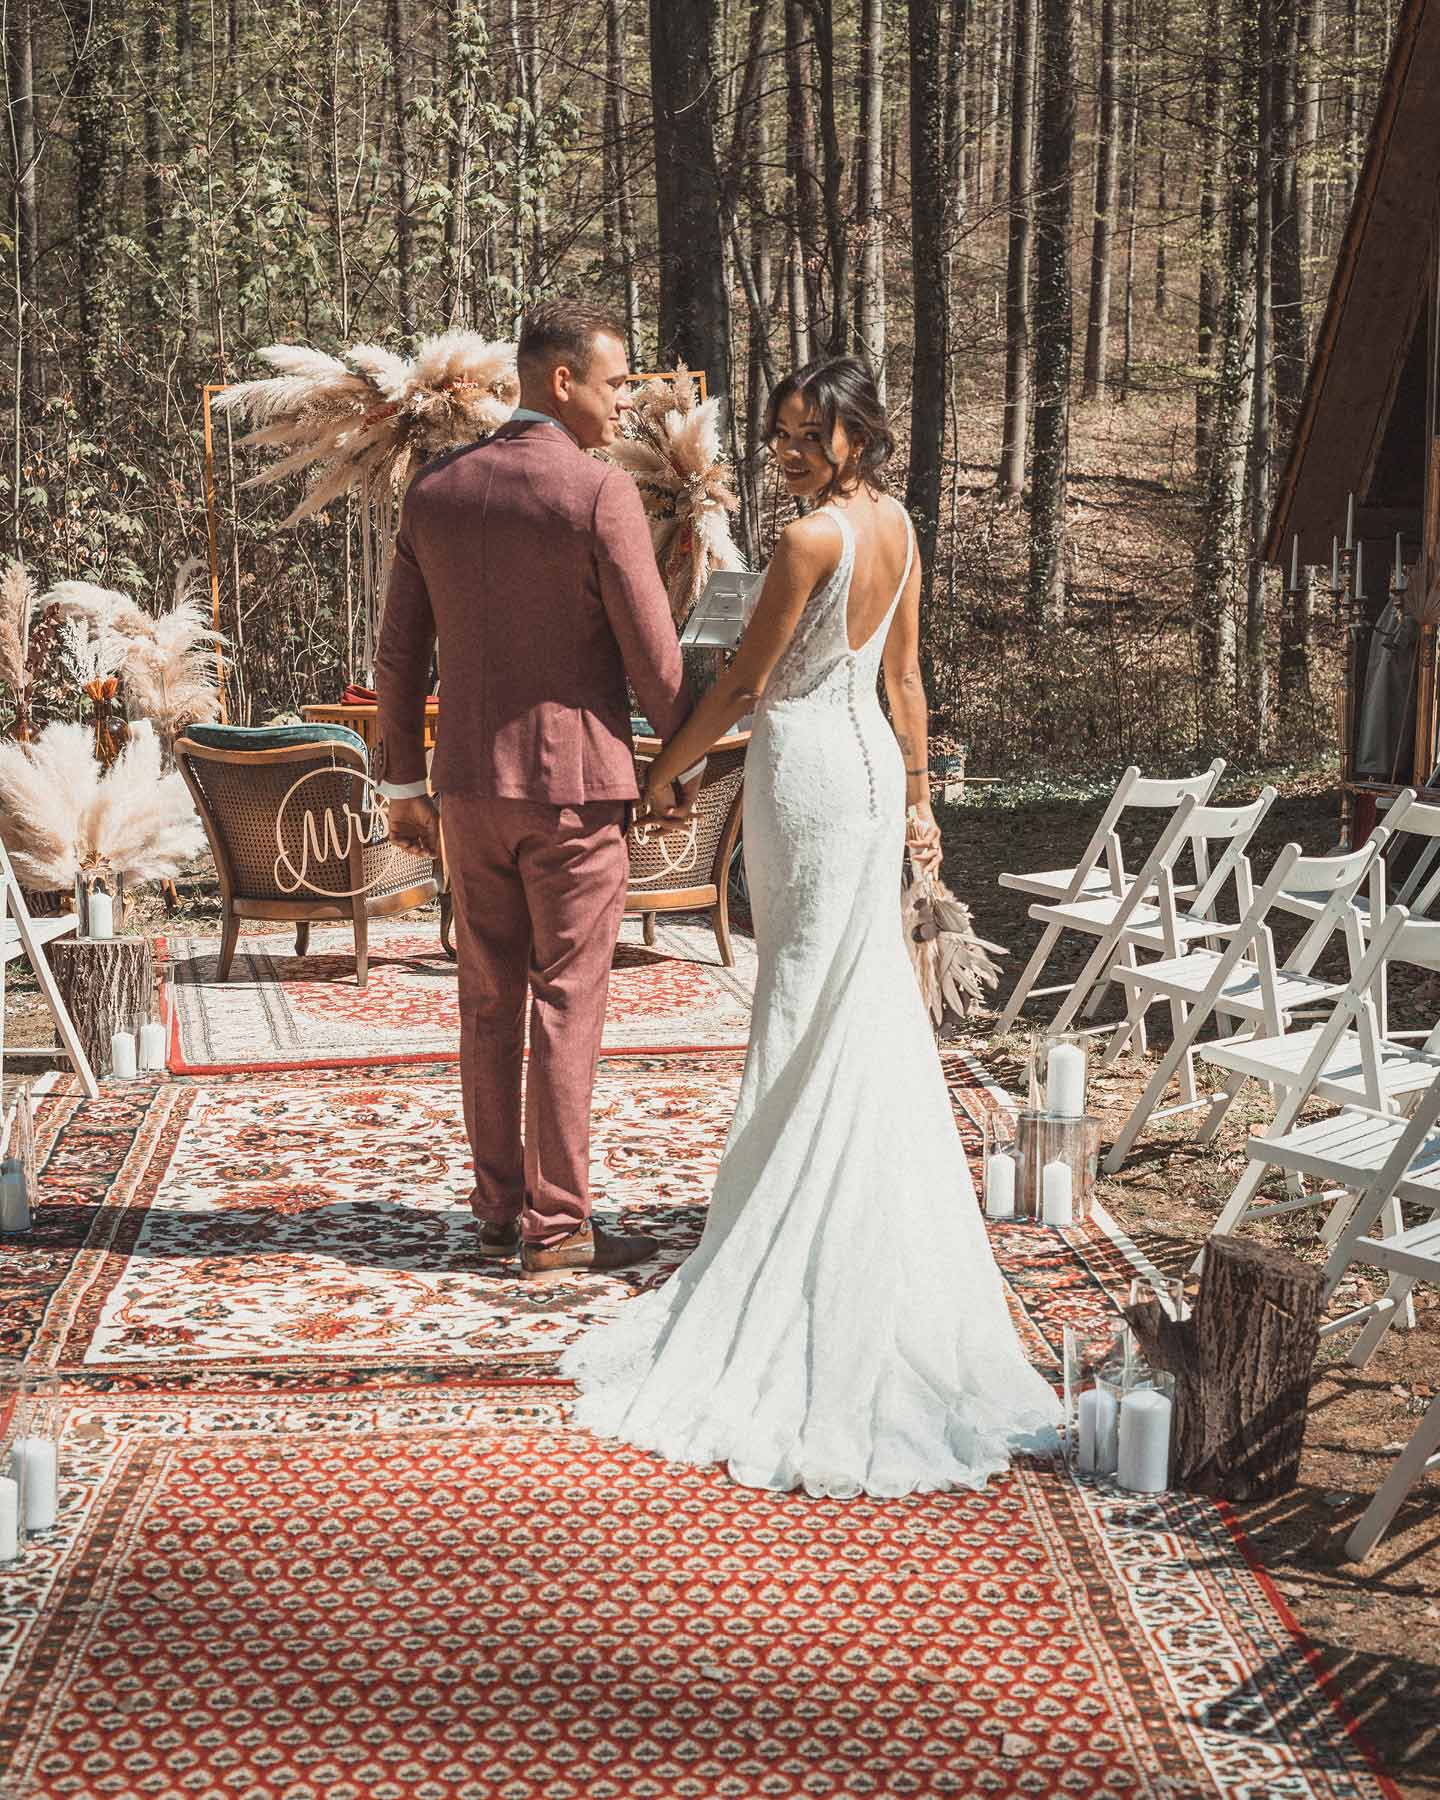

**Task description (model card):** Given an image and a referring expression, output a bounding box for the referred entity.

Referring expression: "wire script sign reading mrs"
[273,766,417,898]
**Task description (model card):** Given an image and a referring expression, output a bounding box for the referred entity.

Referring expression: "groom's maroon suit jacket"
[375,417,692,798]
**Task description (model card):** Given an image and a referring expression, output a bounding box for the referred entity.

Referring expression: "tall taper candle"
[1355,538,1364,598]
[1346,492,1355,549]
[1290,534,1299,592]
[1332,536,1339,591]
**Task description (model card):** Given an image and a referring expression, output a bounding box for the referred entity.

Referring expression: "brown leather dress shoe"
[476,1218,521,1260]
[521,1219,659,1282]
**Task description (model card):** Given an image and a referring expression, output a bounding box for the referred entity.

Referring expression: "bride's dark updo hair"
[764,355,895,501]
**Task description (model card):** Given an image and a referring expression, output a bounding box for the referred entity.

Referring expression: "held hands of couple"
[637,767,702,831]
[386,794,441,859]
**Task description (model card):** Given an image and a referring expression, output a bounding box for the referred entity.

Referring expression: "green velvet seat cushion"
[185,722,369,762]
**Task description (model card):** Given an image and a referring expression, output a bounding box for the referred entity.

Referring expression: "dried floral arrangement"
[902,834,1007,1035]
[43,560,225,747]
[606,366,747,621]
[218,338,746,647]
[214,333,520,669]
[0,718,204,893]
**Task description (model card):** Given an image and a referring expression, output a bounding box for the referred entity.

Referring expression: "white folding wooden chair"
[1199,911,1440,1284]
[1101,837,1385,1174]
[1342,1219,1440,1560]
[0,841,99,1098]
[1036,788,1277,1041]
[1272,789,1440,1033]
[996,759,1228,1036]
[1224,1067,1440,1559]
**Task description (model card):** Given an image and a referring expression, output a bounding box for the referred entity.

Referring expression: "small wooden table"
[300,702,439,781]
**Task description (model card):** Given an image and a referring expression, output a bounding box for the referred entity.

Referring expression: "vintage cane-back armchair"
[626,732,749,967]
[174,725,439,988]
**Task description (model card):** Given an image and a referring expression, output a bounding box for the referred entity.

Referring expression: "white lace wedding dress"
[562,499,1062,1496]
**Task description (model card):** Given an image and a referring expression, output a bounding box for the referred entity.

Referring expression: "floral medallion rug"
[0,1055,1401,1798]
[161,914,758,1073]
[12,1057,1146,1390]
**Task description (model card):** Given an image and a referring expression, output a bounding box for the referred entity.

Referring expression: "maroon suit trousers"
[442,792,628,1246]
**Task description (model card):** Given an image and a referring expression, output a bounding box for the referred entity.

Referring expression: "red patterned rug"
[11,1056,1143,1391]
[162,913,757,1072]
[0,1383,1398,1800]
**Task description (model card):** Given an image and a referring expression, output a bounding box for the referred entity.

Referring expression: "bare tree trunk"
[1081,0,1119,400]
[854,0,886,386]
[176,0,200,366]
[71,0,119,425]
[999,0,1035,498]
[1193,0,1257,739]
[1154,20,1169,316]
[943,0,970,226]
[784,0,822,353]
[907,0,949,629]
[1296,0,1322,266]
[1028,0,1076,630]
[1245,0,1276,750]
[7,0,39,406]
[801,0,850,353]
[387,0,416,348]
[1118,4,1140,403]
[1272,0,1307,444]
[443,0,479,330]
[1195,0,1225,464]
[1343,0,1360,210]
[651,0,730,376]
[605,0,642,363]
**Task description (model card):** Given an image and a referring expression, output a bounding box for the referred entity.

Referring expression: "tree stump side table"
[45,938,156,1078]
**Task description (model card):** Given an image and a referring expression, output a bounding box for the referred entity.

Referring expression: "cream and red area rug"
[0,1381,1394,1800]
[162,914,757,1072]
[0,1056,1400,1797]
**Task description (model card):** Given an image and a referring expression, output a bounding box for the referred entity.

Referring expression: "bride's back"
[835,493,915,653]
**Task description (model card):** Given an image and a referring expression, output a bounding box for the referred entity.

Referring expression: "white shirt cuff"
[378,779,431,800]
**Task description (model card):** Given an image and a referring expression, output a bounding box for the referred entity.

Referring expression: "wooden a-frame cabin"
[1266,0,1440,832]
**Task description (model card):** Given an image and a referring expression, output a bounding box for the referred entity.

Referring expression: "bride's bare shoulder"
[772,510,843,575]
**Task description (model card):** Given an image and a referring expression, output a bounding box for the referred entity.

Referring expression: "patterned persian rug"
[162,913,758,1072]
[0,1383,1398,1799]
[11,1056,1154,1389]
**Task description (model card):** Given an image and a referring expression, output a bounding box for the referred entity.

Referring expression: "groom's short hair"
[518,300,627,383]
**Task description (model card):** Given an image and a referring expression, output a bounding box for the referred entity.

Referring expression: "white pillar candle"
[0,1475,17,1561]
[138,1021,167,1072]
[1078,1385,1119,1475]
[109,1031,137,1080]
[1041,1160,1074,1227]
[11,1436,57,1532]
[86,890,114,940]
[0,1159,31,1234]
[984,1153,1016,1219]
[1046,1043,1086,1118]
[1117,1388,1172,1494]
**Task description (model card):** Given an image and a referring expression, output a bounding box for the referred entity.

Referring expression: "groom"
[376,299,700,1278]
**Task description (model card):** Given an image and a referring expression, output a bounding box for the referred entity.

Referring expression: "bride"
[561,356,1062,1497]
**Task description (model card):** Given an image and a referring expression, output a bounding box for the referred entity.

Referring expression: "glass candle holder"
[1014,1111,1100,1222]
[1062,1319,1129,1472]
[6,1369,61,1544]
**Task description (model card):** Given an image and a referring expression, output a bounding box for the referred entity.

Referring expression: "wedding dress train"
[562,499,1062,1496]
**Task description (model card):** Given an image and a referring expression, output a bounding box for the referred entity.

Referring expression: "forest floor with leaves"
[4,763,1437,1795]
